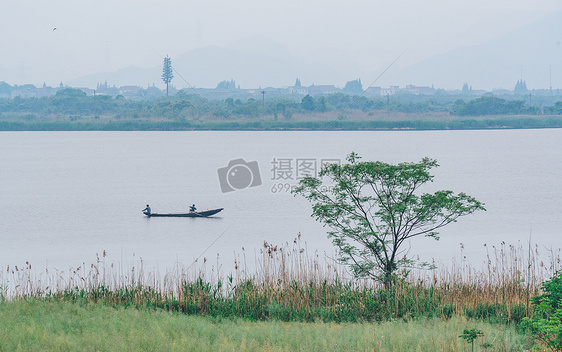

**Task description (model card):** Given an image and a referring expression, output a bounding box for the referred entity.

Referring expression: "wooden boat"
[143,208,223,218]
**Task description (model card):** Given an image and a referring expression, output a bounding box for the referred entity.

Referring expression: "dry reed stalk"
[0,238,559,322]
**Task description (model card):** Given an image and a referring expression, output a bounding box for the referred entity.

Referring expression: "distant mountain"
[384,11,562,90]
[69,12,562,91]
[69,36,354,89]
[225,35,294,61]
[68,65,157,90]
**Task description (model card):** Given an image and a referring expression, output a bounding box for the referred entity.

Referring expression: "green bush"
[521,270,562,350]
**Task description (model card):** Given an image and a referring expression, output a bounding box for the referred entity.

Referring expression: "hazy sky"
[1,0,561,88]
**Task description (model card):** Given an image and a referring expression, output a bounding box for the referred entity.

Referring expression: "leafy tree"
[450,96,525,116]
[0,81,12,95]
[325,93,351,109]
[51,88,89,115]
[293,153,485,288]
[343,79,363,95]
[301,95,315,111]
[162,55,174,97]
[316,96,328,112]
[545,101,562,115]
[459,329,484,352]
[275,99,297,120]
[55,88,87,98]
[233,99,260,117]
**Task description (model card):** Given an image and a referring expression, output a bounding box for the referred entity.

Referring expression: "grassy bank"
[1,116,562,131]
[0,299,531,351]
[1,240,557,350]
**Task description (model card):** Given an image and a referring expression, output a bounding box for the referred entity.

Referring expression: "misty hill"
[69,11,562,91]
[69,36,353,89]
[385,11,562,90]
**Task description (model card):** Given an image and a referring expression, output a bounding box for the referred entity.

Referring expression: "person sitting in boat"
[189,204,197,213]
[143,204,151,215]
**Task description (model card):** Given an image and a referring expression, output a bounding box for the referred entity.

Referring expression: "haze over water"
[1,130,561,274]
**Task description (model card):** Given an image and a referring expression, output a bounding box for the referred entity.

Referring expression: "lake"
[1,130,561,276]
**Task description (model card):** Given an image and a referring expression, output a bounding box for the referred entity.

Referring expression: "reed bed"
[1,237,559,324]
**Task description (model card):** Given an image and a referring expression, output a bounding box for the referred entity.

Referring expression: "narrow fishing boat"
[143,208,224,218]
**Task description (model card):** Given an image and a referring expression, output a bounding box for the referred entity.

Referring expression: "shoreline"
[2,116,562,131]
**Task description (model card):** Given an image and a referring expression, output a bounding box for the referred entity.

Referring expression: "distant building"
[288,84,339,96]
[307,85,339,96]
[492,89,513,96]
[35,86,58,97]
[365,87,382,96]
[381,86,400,96]
[11,87,37,98]
[404,84,435,96]
[288,86,309,95]
[119,86,143,97]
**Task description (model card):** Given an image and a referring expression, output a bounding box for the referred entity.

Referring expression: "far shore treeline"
[2,86,562,131]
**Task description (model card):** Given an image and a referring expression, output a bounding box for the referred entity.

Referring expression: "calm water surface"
[1,130,561,274]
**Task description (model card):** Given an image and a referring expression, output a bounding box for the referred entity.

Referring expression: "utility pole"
[550,64,552,94]
[386,93,390,118]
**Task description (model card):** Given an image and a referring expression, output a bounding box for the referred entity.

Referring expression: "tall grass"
[0,300,532,351]
[1,238,558,324]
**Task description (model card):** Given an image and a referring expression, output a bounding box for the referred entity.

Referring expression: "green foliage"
[293,153,485,287]
[545,101,562,115]
[521,270,562,351]
[343,78,363,95]
[459,328,484,352]
[55,88,87,98]
[2,78,562,121]
[301,95,315,111]
[3,117,562,131]
[451,96,527,116]
[465,303,527,324]
[482,342,493,349]
[0,81,11,94]
[25,277,527,325]
[3,84,562,130]
[459,328,484,343]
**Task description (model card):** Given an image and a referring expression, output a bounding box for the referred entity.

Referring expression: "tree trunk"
[383,265,394,290]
